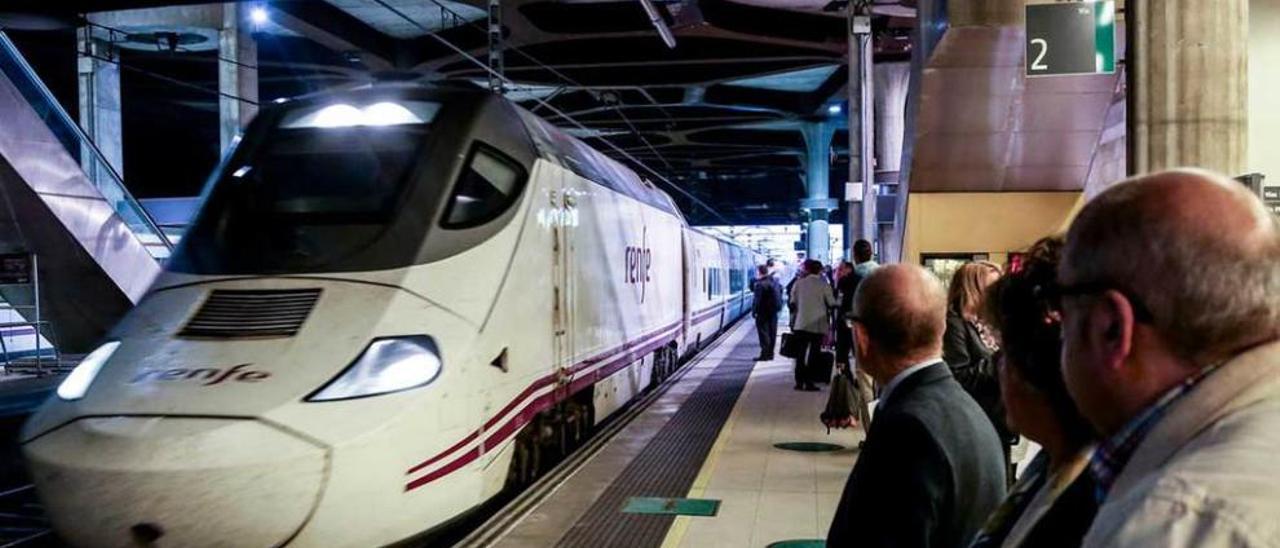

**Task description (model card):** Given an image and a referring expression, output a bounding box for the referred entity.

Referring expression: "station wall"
[901,191,1083,267]
[1250,0,1280,184]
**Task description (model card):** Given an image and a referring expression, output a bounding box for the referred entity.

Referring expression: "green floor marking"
[773,442,844,452]
[766,540,826,548]
[621,497,720,517]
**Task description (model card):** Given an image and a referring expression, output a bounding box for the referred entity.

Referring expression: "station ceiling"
[1,0,918,225]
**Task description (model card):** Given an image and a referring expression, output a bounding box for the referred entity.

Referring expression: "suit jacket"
[751,276,783,317]
[1083,340,1280,547]
[828,362,1007,547]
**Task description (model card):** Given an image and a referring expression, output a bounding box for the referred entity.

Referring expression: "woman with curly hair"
[969,237,1098,548]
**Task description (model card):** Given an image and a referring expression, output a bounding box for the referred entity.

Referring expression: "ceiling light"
[250,7,269,26]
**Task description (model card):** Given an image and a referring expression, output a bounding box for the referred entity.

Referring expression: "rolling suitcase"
[811,349,835,384]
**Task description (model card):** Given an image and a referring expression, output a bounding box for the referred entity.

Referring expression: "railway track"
[0,484,50,547]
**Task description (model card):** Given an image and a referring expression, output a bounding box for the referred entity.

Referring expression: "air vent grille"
[179,288,321,338]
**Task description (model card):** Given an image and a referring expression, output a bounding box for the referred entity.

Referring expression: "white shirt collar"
[877,358,942,410]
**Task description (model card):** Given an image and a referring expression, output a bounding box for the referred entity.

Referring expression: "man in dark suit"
[827,264,1006,547]
[751,264,783,360]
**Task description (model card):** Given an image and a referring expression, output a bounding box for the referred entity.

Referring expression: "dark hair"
[757,264,770,275]
[840,261,854,271]
[982,237,1093,444]
[853,239,873,262]
[803,259,823,275]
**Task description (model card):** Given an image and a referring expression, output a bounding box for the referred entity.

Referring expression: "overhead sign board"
[1026,1,1116,77]
[1264,186,1279,201]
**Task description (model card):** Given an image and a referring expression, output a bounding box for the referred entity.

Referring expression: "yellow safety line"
[659,350,757,548]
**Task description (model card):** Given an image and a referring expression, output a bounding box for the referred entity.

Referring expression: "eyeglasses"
[1035,281,1155,324]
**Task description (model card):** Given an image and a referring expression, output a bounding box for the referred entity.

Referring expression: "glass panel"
[0,31,171,259]
[172,105,433,273]
[443,146,525,228]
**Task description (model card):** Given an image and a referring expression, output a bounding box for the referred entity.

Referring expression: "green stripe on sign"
[622,497,720,517]
[1094,0,1116,73]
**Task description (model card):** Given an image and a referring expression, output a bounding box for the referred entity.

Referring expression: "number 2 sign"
[1025,1,1116,77]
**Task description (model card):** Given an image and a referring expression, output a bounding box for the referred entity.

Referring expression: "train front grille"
[179,288,322,338]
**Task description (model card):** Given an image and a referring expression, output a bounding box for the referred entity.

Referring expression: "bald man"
[1057,169,1280,547]
[827,264,1006,547]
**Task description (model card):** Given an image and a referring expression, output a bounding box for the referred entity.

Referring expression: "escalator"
[0,30,169,354]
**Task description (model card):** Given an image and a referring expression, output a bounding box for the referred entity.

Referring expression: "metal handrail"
[0,30,173,252]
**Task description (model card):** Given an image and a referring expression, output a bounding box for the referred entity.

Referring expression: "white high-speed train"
[20,84,761,547]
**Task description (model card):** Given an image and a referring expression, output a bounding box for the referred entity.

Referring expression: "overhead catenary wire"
[368,0,729,225]
[389,0,680,178]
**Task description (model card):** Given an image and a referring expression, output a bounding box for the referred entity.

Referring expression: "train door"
[551,172,576,398]
[680,230,692,354]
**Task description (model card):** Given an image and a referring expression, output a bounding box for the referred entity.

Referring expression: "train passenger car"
[19,84,757,548]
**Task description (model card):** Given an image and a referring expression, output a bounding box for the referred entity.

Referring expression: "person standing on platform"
[1055,169,1280,547]
[944,261,1015,482]
[969,237,1098,548]
[845,239,880,429]
[827,264,1006,547]
[789,259,835,391]
[752,264,783,361]
[851,239,880,279]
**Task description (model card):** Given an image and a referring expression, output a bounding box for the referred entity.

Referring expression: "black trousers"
[834,317,853,366]
[791,331,824,386]
[755,313,778,358]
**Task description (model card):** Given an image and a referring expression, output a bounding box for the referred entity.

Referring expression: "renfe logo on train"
[625,228,653,303]
[129,363,270,386]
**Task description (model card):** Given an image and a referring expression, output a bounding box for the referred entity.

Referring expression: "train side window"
[442,144,527,229]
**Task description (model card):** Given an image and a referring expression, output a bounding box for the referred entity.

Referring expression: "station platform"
[483,319,863,548]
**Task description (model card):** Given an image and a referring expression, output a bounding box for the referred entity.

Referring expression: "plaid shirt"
[1089,363,1223,503]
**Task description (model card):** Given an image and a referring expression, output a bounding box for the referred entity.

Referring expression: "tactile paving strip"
[556,336,759,548]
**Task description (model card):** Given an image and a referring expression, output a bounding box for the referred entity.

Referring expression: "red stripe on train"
[403,322,681,479]
[402,332,680,491]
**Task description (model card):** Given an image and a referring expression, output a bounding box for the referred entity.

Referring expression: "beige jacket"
[788,274,835,334]
[1083,340,1280,548]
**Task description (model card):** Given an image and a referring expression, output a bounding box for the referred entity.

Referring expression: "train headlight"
[307,336,443,402]
[56,341,120,401]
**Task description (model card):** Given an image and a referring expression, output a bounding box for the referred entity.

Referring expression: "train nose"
[22,417,325,548]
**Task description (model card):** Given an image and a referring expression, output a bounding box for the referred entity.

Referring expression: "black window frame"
[440,141,529,230]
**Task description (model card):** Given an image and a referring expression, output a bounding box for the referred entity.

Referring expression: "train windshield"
[170,101,439,274]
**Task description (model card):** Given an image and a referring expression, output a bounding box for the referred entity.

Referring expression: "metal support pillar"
[487,0,504,93]
[77,28,123,186]
[847,4,876,256]
[802,122,836,265]
[219,4,258,154]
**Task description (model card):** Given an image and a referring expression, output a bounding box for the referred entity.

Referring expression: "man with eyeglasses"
[1056,168,1280,547]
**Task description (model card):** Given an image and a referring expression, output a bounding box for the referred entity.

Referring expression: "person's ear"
[1092,290,1136,372]
[853,322,871,362]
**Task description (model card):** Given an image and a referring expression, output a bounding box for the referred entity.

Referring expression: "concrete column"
[801,121,836,264]
[874,62,910,174]
[874,61,910,256]
[77,29,123,184]
[1129,0,1248,174]
[219,4,258,153]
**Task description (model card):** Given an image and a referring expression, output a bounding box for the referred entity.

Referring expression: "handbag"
[779,332,805,359]
[820,369,859,433]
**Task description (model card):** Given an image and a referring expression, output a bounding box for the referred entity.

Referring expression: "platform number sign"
[1026,1,1116,77]
[1264,186,1280,216]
